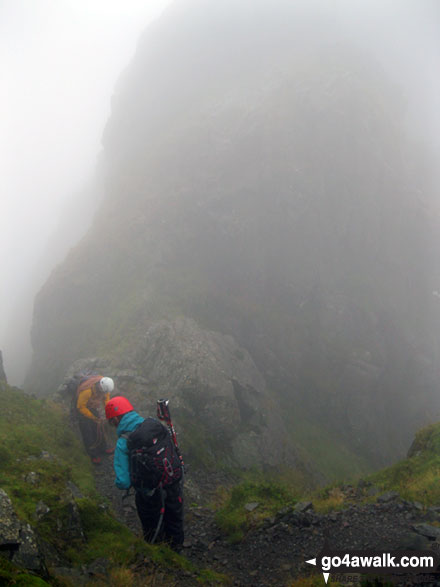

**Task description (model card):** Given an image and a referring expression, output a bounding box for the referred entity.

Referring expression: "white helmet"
[99,377,114,394]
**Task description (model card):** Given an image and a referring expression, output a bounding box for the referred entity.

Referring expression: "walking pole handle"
[156,399,186,471]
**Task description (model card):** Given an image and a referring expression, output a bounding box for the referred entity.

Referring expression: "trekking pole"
[151,484,165,544]
[157,399,185,471]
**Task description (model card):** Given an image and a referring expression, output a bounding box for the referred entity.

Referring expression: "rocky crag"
[57,317,300,473]
[27,0,440,473]
[0,351,7,384]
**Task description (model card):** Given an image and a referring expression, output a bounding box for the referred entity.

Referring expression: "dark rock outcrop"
[59,317,298,470]
[0,488,46,574]
[0,351,6,384]
[27,0,440,470]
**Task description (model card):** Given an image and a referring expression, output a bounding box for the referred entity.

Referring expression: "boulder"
[0,488,46,573]
[0,488,20,546]
[412,523,440,540]
[60,318,298,470]
[134,317,296,468]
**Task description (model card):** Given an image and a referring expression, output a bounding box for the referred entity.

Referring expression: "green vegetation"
[0,556,50,586]
[280,396,372,483]
[290,414,371,482]
[0,383,95,518]
[0,382,227,585]
[311,421,440,513]
[367,422,440,506]
[215,478,298,543]
[176,405,233,471]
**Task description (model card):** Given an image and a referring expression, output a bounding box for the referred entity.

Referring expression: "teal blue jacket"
[114,411,144,489]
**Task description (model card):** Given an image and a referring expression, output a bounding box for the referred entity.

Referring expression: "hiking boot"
[91,456,101,464]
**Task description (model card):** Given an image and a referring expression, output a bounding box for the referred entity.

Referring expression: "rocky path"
[93,460,440,586]
[182,497,440,586]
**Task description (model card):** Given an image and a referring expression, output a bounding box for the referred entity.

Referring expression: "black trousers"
[135,481,184,548]
[77,415,107,457]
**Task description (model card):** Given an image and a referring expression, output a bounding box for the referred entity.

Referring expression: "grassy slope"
[280,395,373,483]
[216,421,440,544]
[0,381,225,586]
[5,374,438,583]
[311,421,440,513]
[367,422,440,505]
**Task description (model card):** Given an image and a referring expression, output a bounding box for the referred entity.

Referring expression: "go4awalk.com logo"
[306,550,440,583]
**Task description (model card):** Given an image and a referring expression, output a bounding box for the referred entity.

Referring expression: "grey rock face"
[61,497,86,543]
[412,523,440,540]
[377,491,400,504]
[137,317,266,431]
[0,488,20,544]
[0,350,6,383]
[14,524,44,571]
[0,488,46,573]
[61,318,297,469]
[134,317,295,468]
[34,501,50,520]
[294,501,314,513]
[244,502,260,512]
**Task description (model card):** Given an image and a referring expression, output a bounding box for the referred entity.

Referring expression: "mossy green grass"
[215,477,299,543]
[0,382,227,585]
[366,422,440,506]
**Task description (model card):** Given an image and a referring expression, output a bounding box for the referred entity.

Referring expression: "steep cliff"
[28,0,440,471]
[0,351,6,384]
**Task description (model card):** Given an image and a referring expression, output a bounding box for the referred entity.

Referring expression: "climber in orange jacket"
[76,376,115,464]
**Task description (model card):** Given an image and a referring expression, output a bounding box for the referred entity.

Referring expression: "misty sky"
[0,0,173,376]
[1,0,439,384]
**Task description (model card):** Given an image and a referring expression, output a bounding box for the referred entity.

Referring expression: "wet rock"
[25,472,40,485]
[397,531,431,551]
[137,317,297,469]
[13,524,46,572]
[290,512,311,527]
[367,486,380,497]
[0,351,6,383]
[86,557,110,577]
[357,479,371,489]
[63,500,86,543]
[294,501,314,513]
[412,524,440,540]
[0,490,46,574]
[277,506,292,517]
[40,451,52,460]
[377,491,399,503]
[427,507,440,522]
[67,481,84,499]
[0,488,20,544]
[34,501,50,520]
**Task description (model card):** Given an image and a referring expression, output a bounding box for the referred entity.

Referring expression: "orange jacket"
[76,377,109,421]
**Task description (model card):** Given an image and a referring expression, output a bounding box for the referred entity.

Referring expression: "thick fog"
[1,0,439,387]
[0,0,173,384]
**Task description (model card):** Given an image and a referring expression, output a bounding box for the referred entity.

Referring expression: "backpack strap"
[76,375,103,396]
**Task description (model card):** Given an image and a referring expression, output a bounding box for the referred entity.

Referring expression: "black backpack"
[125,418,183,490]
[62,371,102,418]
[63,370,102,398]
